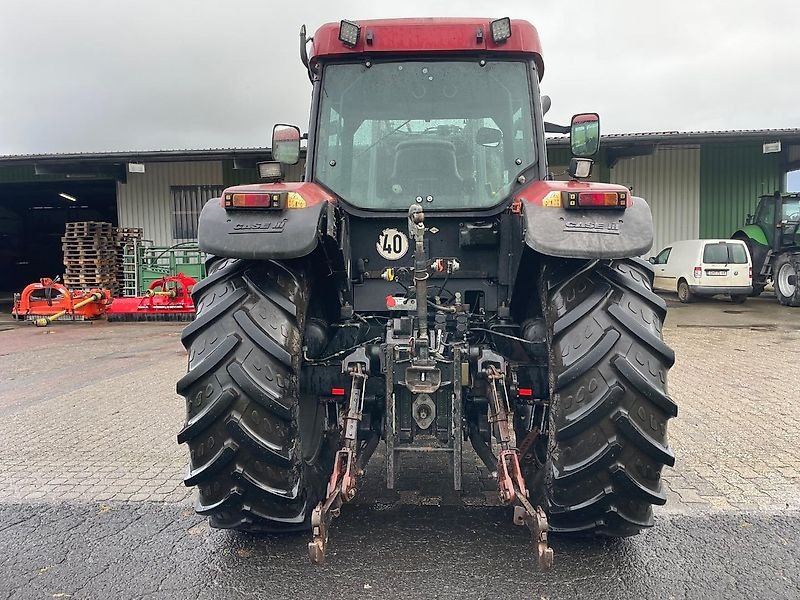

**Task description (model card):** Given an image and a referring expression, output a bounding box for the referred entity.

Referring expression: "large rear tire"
[541,258,677,536]
[774,253,800,307]
[176,258,334,532]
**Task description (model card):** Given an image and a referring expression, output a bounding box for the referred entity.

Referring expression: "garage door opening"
[0,179,117,296]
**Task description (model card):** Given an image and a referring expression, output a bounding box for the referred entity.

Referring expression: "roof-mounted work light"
[490,17,512,44]
[257,161,283,182]
[338,20,361,48]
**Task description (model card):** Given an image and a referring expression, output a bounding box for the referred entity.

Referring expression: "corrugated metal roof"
[0,147,275,164]
[1,129,798,163]
[547,128,800,146]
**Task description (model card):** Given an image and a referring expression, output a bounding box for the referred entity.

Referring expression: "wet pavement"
[1,502,798,600]
[1,294,799,598]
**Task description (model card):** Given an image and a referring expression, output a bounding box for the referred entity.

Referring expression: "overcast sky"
[0,0,798,155]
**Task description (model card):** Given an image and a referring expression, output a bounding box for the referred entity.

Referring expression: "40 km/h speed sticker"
[376,228,409,260]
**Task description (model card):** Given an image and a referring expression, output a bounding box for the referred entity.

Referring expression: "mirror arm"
[544,122,570,134]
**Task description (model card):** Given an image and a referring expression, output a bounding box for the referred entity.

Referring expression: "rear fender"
[519,180,653,259]
[733,225,768,246]
[197,183,335,260]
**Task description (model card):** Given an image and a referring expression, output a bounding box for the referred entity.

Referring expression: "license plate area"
[705,269,728,276]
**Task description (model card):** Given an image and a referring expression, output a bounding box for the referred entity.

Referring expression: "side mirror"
[272,124,301,165]
[570,113,600,158]
[648,256,656,264]
[476,127,502,148]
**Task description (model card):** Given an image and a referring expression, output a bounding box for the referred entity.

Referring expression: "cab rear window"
[703,243,748,264]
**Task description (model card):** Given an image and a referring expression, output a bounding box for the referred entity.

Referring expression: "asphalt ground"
[1,503,797,600]
[1,293,799,599]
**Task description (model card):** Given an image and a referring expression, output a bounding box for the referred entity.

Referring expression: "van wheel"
[730,294,747,304]
[677,279,692,303]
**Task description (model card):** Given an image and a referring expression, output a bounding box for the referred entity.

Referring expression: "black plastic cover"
[197,198,326,260]
[522,195,654,259]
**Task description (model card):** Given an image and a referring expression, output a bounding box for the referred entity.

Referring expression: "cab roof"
[310,18,544,79]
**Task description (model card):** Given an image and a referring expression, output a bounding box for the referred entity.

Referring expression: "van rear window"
[703,243,748,264]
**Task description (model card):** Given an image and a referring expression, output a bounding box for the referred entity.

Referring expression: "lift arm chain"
[485,365,553,570]
[308,363,368,564]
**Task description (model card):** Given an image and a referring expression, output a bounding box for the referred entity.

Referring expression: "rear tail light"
[563,191,627,209]
[223,191,306,210]
[694,267,702,278]
[749,266,753,279]
[224,192,284,209]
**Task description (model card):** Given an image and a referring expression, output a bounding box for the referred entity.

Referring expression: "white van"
[649,239,752,303]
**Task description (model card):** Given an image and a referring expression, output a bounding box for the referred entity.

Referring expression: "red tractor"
[176,18,676,568]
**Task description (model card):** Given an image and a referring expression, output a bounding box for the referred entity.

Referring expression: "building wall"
[611,146,701,256]
[0,164,75,183]
[698,143,784,239]
[117,161,223,246]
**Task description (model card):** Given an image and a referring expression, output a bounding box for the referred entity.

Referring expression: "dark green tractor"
[733,192,800,306]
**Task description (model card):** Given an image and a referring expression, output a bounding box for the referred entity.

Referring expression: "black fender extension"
[522,196,654,259]
[197,199,333,260]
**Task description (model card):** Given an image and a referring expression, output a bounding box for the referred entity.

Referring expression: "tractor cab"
[748,193,800,250]
[271,18,601,213]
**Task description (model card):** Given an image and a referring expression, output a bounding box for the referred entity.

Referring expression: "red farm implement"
[12,278,112,327]
[106,273,196,321]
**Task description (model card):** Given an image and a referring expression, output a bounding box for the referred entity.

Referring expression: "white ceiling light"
[59,193,77,202]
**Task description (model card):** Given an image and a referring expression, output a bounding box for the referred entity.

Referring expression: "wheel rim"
[679,283,687,300]
[778,262,797,297]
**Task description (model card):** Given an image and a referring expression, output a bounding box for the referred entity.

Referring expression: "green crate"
[137,245,206,294]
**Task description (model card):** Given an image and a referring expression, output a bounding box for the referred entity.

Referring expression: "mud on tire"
[176,258,333,532]
[541,258,677,536]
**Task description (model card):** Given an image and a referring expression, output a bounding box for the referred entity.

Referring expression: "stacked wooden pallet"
[62,222,119,295]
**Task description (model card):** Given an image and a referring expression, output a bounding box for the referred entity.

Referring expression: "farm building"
[1,128,798,294]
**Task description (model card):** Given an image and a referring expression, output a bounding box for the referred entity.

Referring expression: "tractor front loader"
[733,192,800,306]
[176,18,677,569]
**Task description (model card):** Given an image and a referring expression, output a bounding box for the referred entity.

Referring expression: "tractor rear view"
[733,192,800,306]
[176,18,677,568]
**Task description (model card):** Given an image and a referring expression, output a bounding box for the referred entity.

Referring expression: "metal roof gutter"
[0,147,280,165]
[547,128,800,147]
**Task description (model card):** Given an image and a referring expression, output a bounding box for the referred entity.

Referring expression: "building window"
[171,185,224,239]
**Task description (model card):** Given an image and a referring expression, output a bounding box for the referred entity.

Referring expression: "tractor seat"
[390,139,463,195]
